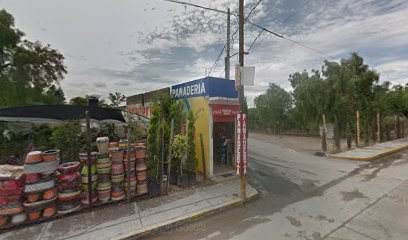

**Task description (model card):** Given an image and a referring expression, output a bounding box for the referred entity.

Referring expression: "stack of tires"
[135,144,148,194]
[23,150,59,221]
[110,147,125,201]
[80,152,98,205]
[96,154,112,203]
[124,148,136,195]
[0,165,24,227]
[96,137,112,203]
[57,162,81,214]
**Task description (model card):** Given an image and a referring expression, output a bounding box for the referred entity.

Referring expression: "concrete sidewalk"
[330,137,408,161]
[327,178,408,240]
[0,180,257,240]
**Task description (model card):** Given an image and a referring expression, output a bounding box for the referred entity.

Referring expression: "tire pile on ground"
[23,150,59,221]
[96,153,111,203]
[57,162,81,214]
[80,152,98,205]
[109,142,125,201]
[124,148,136,195]
[0,165,24,227]
[96,137,112,203]
[135,144,148,194]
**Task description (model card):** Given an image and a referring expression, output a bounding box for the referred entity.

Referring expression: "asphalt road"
[149,134,408,240]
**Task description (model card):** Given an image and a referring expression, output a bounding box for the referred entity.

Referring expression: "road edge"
[114,189,259,240]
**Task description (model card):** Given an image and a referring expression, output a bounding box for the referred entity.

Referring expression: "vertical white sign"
[235,64,241,91]
[241,67,255,86]
[242,114,247,175]
[235,113,241,175]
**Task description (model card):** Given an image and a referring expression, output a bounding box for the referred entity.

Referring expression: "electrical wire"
[218,69,225,78]
[219,59,239,78]
[247,29,265,52]
[249,0,314,51]
[246,0,264,21]
[208,44,226,76]
[162,0,237,76]
[281,0,313,25]
[247,20,336,59]
[232,0,264,42]
[162,0,230,15]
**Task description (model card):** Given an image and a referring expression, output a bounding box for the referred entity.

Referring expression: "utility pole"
[239,0,247,203]
[225,8,231,80]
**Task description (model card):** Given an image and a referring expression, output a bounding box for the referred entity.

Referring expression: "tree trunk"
[397,116,401,138]
[346,123,352,149]
[334,116,341,151]
[372,119,376,143]
[322,115,327,152]
[362,115,369,146]
[356,111,360,147]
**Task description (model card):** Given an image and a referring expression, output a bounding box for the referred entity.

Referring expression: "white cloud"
[375,60,408,86]
[2,0,407,104]
[241,0,408,106]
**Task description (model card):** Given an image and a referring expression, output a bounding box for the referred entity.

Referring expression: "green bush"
[185,110,198,173]
[52,121,84,162]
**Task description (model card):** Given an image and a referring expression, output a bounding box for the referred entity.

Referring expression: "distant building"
[126,77,239,177]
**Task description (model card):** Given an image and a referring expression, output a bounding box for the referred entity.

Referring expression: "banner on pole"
[242,113,248,175]
[241,66,255,86]
[235,64,241,91]
[235,112,248,175]
[235,113,241,175]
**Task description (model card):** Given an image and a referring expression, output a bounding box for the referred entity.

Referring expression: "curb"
[329,144,408,161]
[115,190,259,240]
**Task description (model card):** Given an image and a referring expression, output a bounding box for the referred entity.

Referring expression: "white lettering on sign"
[235,113,242,175]
[235,113,248,176]
[242,114,247,175]
[172,82,206,98]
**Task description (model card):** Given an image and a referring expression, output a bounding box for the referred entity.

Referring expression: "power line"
[218,69,225,78]
[208,44,226,76]
[162,0,230,15]
[248,29,265,52]
[162,0,238,77]
[246,0,264,21]
[281,0,313,25]
[232,0,264,43]
[249,0,314,51]
[218,59,239,78]
[247,20,336,59]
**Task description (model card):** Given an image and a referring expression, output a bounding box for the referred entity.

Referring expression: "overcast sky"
[1,0,407,106]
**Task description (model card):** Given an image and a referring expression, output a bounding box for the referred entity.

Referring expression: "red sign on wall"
[235,112,248,175]
[211,104,240,116]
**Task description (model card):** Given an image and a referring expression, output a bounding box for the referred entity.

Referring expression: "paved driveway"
[152,134,408,240]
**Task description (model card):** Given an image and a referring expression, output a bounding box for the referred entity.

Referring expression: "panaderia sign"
[171,80,207,99]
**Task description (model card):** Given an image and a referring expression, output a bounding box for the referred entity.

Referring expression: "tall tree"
[254,83,292,133]
[69,95,109,107]
[108,92,126,107]
[0,9,67,107]
[289,70,329,131]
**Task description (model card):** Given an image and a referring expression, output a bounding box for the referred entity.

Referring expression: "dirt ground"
[249,132,323,155]
[249,132,358,155]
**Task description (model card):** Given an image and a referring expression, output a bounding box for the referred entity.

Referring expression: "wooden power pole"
[238,0,247,203]
[225,8,231,80]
